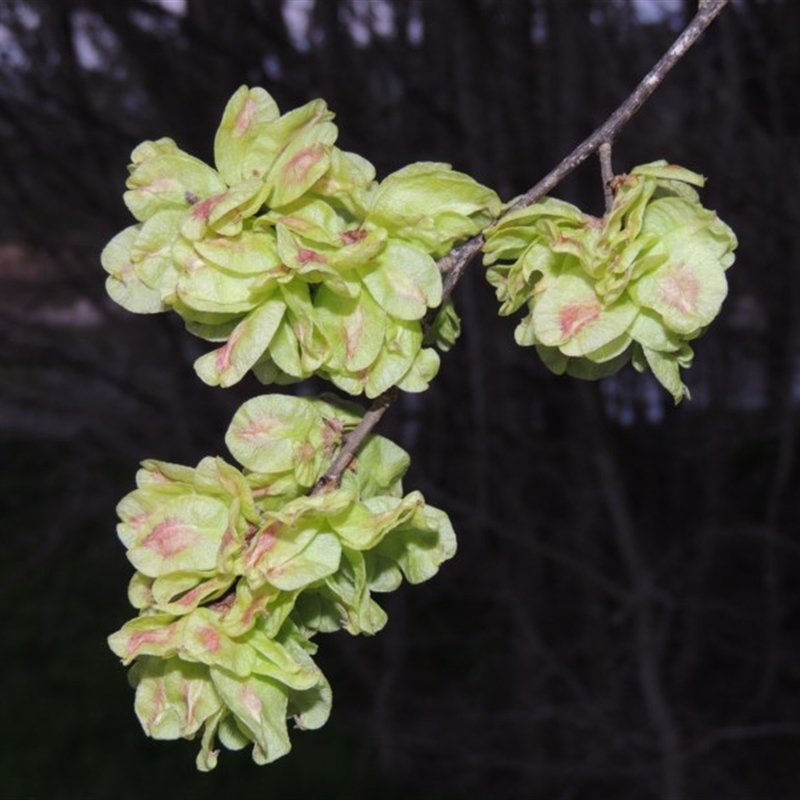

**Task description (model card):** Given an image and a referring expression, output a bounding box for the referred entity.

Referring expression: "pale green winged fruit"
[108,395,456,769]
[102,86,499,397]
[482,161,737,402]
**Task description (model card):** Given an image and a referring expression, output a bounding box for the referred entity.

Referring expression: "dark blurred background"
[1,0,799,798]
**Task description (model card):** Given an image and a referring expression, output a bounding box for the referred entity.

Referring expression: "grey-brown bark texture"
[2,1,800,798]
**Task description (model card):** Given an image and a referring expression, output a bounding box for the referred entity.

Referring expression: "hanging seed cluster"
[483,162,737,401]
[102,86,500,397]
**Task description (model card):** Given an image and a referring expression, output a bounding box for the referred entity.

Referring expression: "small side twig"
[313,388,397,492]
[314,0,731,490]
